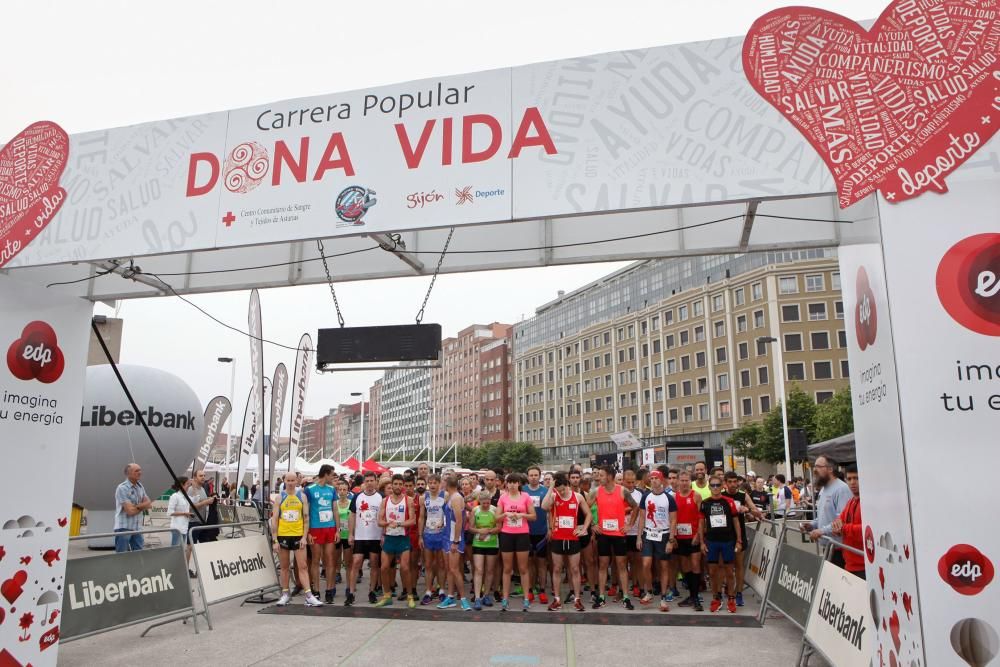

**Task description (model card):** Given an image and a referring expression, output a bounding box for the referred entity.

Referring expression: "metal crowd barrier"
[63,528,199,641]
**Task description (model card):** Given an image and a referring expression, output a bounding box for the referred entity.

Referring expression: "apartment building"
[379,362,432,459]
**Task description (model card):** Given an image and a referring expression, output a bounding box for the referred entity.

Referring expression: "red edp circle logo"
[936,233,1000,336]
[938,544,995,596]
[6,321,65,383]
[855,267,878,351]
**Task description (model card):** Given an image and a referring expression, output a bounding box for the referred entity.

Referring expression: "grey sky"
[2,0,886,433]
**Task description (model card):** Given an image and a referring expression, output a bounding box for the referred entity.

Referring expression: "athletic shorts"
[705,540,736,564]
[596,535,628,558]
[626,535,640,553]
[499,533,532,553]
[641,537,671,560]
[672,539,698,556]
[336,538,351,550]
[423,533,447,552]
[550,539,581,556]
[353,539,382,559]
[383,535,411,556]
[465,531,474,547]
[529,533,548,556]
[472,546,499,556]
[578,532,592,549]
[310,527,338,545]
[277,536,303,551]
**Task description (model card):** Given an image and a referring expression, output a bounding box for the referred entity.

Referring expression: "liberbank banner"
[2,39,832,269]
[192,534,279,604]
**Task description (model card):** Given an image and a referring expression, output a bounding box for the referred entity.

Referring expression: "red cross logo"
[222,211,236,227]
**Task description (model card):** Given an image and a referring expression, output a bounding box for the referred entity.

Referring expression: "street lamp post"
[757,336,792,479]
[218,357,236,483]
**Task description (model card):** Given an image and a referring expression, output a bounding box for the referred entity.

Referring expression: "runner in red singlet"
[673,470,704,611]
[542,472,591,612]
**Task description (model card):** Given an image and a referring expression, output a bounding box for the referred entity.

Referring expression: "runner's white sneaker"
[276,592,291,606]
[304,593,324,607]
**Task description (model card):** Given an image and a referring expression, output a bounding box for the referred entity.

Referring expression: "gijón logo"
[68,569,174,609]
[81,405,196,430]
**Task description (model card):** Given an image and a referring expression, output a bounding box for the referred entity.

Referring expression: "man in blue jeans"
[114,463,152,552]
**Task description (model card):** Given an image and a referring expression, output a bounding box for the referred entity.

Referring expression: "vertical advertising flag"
[287,333,313,472]
[235,388,254,487]
[192,395,231,474]
[268,363,288,486]
[249,290,265,489]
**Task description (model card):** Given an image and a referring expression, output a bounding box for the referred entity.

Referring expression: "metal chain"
[416,227,455,324]
[316,239,346,327]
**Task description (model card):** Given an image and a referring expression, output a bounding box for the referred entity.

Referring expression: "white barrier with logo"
[745,526,780,598]
[805,562,874,667]
[192,533,278,605]
[147,500,171,528]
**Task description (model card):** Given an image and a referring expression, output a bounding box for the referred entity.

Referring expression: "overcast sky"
[2,0,886,433]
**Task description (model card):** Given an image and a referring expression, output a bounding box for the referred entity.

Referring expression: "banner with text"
[745,528,780,597]
[766,542,824,628]
[286,333,312,471]
[193,395,231,474]
[192,534,279,604]
[806,562,874,666]
[0,274,91,665]
[268,363,288,486]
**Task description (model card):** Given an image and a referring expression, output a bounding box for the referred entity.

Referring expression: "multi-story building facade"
[431,323,512,453]
[379,362,432,459]
[300,416,329,460]
[368,378,382,457]
[513,251,849,465]
[480,337,514,442]
[328,402,368,461]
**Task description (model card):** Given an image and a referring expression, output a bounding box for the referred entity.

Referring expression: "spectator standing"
[804,456,853,567]
[167,476,195,575]
[114,463,152,552]
[831,465,865,579]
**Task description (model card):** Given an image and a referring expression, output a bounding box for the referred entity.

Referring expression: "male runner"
[402,475,421,601]
[346,471,383,606]
[592,465,639,610]
[272,472,323,607]
[692,461,712,500]
[674,471,704,611]
[748,477,771,518]
[623,469,645,598]
[304,464,338,603]
[542,472,590,612]
[438,475,471,610]
[419,474,448,605]
[375,474,416,608]
[568,469,594,601]
[636,470,677,611]
[525,466,550,604]
[722,470,762,606]
[700,475,742,613]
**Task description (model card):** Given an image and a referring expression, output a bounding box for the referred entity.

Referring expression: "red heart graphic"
[891,590,898,604]
[0,121,70,268]
[889,610,901,652]
[903,544,910,559]
[889,650,897,667]
[57,517,67,528]
[879,566,885,590]
[1,570,27,604]
[743,2,1000,209]
[902,591,913,618]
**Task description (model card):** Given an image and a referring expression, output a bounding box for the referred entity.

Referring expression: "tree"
[454,441,542,471]
[499,441,543,471]
[813,387,854,442]
[757,385,817,464]
[727,422,764,461]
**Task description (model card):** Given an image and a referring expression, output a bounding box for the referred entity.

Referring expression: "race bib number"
[601,519,619,532]
[281,509,300,523]
[676,523,693,536]
[508,515,523,528]
[318,510,334,523]
[558,516,575,529]
[734,501,743,511]
[710,514,727,529]
[646,529,663,542]
[426,517,443,531]
[531,495,541,507]
[361,510,376,524]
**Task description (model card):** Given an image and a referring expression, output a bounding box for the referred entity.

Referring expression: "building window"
[669,408,678,423]
[831,272,841,290]
[736,315,747,333]
[718,401,732,419]
[837,330,847,348]
[668,384,677,399]
[680,330,690,345]
[653,339,661,354]
[665,334,675,349]
[841,359,849,377]
[756,339,768,356]
[779,276,798,294]
[683,406,694,422]
[738,341,749,360]
[697,377,708,394]
[754,310,765,328]
[811,331,830,350]
[651,315,660,331]
[835,301,844,319]
[733,288,745,306]
[695,352,705,368]
[717,373,730,391]
[782,304,800,322]
[712,294,724,312]
[715,347,727,363]
[740,369,751,387]
[682,380,692,397]
[693,300,704,317]
[678,305,688,321]
[784,333,803,352]
[742,397,753,416]
[699,404,710,420]
[664,310,673,325]
[808,303,828,321]
[760,395,771,413]
[752,282,763,301]
[694,326,705,343]
[758,366,769,385]
[816,391,834,403]
[813,361,833,380]
[667,359,677,374]
[806,274,825,292]
[604,332,611,345]
[714,321,725,338]
[787,362,806,381]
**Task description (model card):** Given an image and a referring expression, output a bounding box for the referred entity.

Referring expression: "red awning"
[342,457,362,472]
[361,459,388,474]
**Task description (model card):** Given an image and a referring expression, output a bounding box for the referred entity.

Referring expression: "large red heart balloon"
[0,121,70,268]
[743,1,1000,209]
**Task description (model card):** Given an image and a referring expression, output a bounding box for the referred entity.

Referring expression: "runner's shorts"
[472,546,499,556]
[336,538,351,550]
[423,532,447,552]
[705,540,736,564]
[640,537,671,560]
[383,535,411,556]
[310,527,338,545]
[626,535,640,553]
[550,539,581,556]
[529,533,548,556]
[277,536,302,551]
[354,539,382,559]
[672,539,698,556]
[499,533,532,553]
[596,534,628,558]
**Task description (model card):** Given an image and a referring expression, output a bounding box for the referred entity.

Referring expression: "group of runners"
[270,461,765,614]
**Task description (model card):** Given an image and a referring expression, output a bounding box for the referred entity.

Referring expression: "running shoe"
[397,589,408,602]
[461,598,472,611]
[501,598,509,612]
[344,592,355,606]
[548,598,562,611]
[632,586,640,597]
[659,597,670,612]
[437,596,457,609]
[522,598,530,612]
[727,596,737,613]
[566,592,576,603]
[735,592,745,607]
[608,585,618,598]
[665,588,677,602]
[325,590,335,604]
[640,593,654,605]
[527,591,535,603]
[513,584,523,597]
[368,591,378,604]
[276,592,291,606]
[438,590,447,602]
[336,572,343,584]
[304,592,324,607]
[622,597,634,611]
[693,598,704,612]
[421,593,433,606]
[710,597,722,613]
[592,596,607,609]
[482,595,494,607]
[473,597,483,611]
[574,598,585,612]
[493,591,503,604]
[375,594,393,607]
[538,591,549,604]
[408,595,417,609]
[292,585,304,596]
[678,596,694,607]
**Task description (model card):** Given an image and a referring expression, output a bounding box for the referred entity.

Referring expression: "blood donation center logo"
[936,233,1000,336]
[6,321,65,383]
[938,544,995,596]
[855,266,878,351]
[335,185,377,226]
